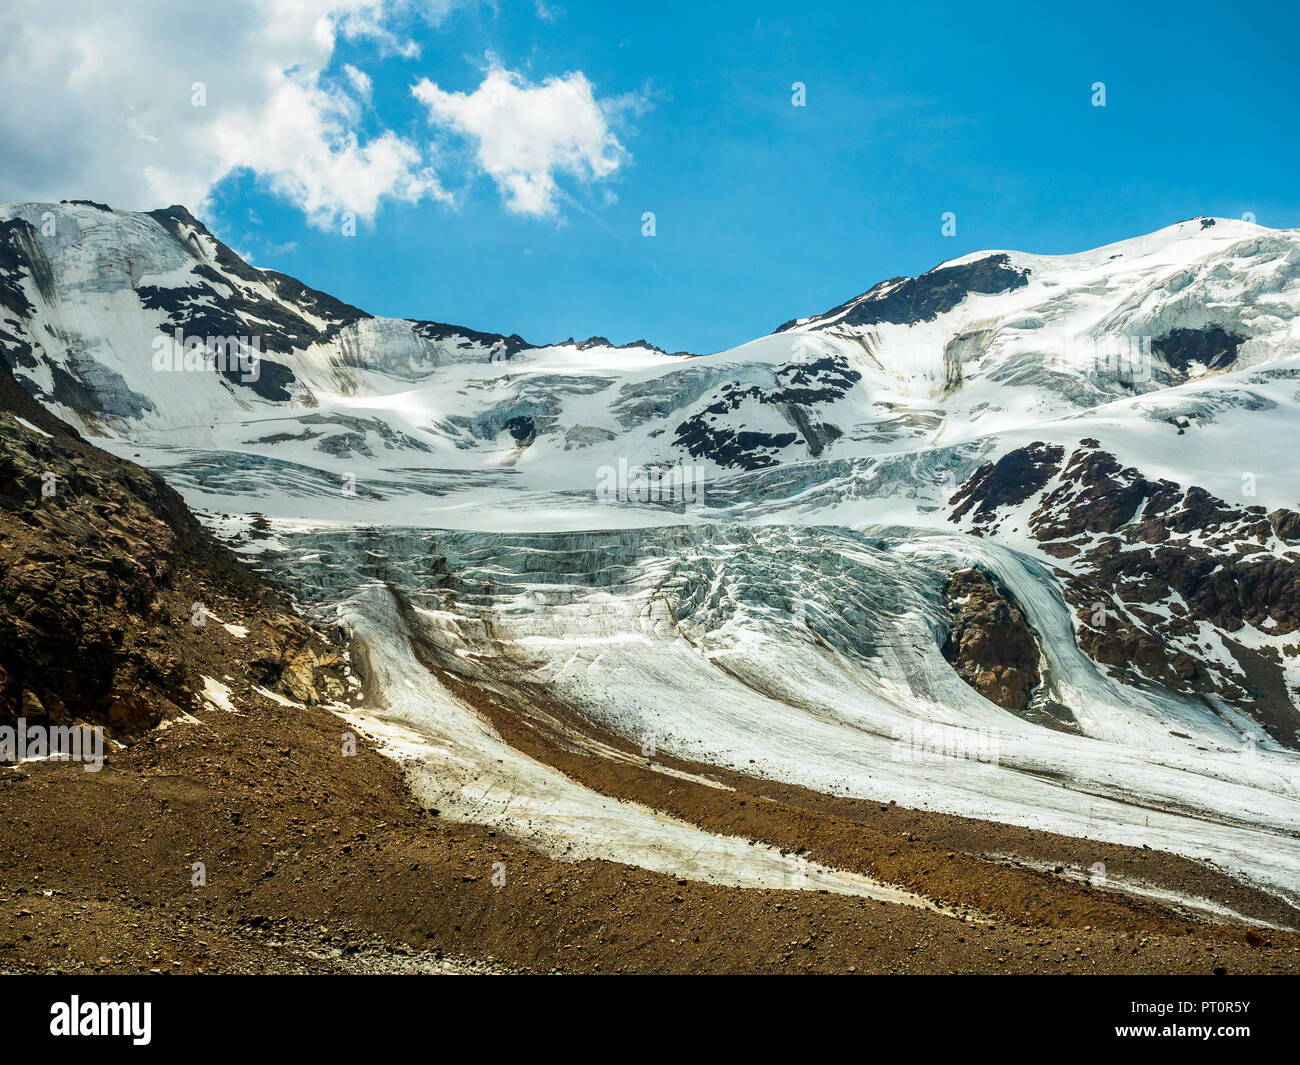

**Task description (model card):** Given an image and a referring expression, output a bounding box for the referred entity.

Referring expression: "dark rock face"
[674,354,860,470]
[135,205,377,402]
[941,568,1042,711]
[770,355,862,400]
[674,422,797,470]
[0,396,205,734]
[2,203,378,412]
[793,254,1030,332]
[504,415,536,446]
[949,442,1064,524]
[950,437,1300,747]
[1153,326,1245,374]
[148,206,265,285]
[0,365,343,739]
[1269,508,1300,542]
[0,218,45,375]
[1028,446,1182,541]
[146,207,373,343]
[0,219,37,320]
[413,320,533,359]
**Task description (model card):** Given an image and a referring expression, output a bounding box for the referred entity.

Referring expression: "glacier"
[4,199,1300,909]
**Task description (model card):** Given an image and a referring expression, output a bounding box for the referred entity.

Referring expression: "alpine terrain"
[3,199,1300,973]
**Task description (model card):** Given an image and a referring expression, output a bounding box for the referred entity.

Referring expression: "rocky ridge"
[949,438,1300,746]
[0,367,347,738]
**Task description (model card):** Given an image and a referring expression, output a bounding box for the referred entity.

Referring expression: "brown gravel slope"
[4,667,1299,975]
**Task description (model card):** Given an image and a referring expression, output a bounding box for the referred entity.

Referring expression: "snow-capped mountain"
[4,202,1298,523]
[5,199,1300,907]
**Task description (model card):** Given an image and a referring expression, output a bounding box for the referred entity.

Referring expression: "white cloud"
[413,66,627,217]
[0,0,452,226]
[343,65,374,100]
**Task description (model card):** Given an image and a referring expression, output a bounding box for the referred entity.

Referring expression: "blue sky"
[193,0,1300,354]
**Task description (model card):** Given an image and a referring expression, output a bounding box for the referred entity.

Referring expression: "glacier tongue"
[262,523,1300,905]
[331,580,941,904]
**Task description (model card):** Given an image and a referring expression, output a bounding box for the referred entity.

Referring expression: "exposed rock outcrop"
[950,438,1300,747]
[0,365,346,739]
[673,354,861,470]
[785,253,1031,331]
[1153,325,1245,375]
[941,568,1042,712]
[949,442,1064,525]
[251,613,347,705]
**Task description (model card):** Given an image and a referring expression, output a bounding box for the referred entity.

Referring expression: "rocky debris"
[3,624,1296,975]
[941,569,1042,711]
[563,425,617,450]
[315,430,372,458]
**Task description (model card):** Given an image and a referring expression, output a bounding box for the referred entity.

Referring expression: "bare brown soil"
[3,628,1298,974]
